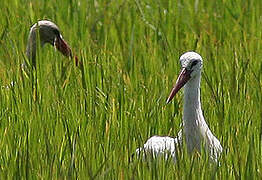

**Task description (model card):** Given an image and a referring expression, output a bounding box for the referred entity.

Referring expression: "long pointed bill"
[166,68,192,104]
[55,35,72,58]
[54,35,81,66]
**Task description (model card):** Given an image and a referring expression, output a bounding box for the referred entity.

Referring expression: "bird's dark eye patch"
[190,60,198,69]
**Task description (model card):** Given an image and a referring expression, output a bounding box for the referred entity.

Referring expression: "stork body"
[136,52,222,162]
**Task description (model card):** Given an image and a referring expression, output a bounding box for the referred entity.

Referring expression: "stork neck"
[182,73,205,153]
[183,73,202,120]
[26,26,46,67]
[26,28,37,67]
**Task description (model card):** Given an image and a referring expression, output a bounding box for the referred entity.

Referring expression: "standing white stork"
[25,20,79,68]
[136,52,222,163]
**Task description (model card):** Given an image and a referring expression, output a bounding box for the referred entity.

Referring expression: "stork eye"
[53,29,60,36]
[190,61,198,69]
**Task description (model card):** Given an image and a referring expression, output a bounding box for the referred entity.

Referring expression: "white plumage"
[136,52,222,163]
[136,133,182,162]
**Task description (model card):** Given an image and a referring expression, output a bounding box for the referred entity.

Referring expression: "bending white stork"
[25,20,79,68]
[136,52,222,163]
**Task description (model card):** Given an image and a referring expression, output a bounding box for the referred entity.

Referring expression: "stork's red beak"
[166,68,192,104]
[54,36,72,58]
[54,36,81,66]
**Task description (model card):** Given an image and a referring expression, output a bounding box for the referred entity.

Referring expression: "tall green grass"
[0,0,262,179]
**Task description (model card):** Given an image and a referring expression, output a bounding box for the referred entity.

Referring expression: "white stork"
[25,20,79,68]
[136,52,223,163]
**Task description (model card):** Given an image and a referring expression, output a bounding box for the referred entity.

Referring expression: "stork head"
[32,20,72,58]
[166,52,203,104]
